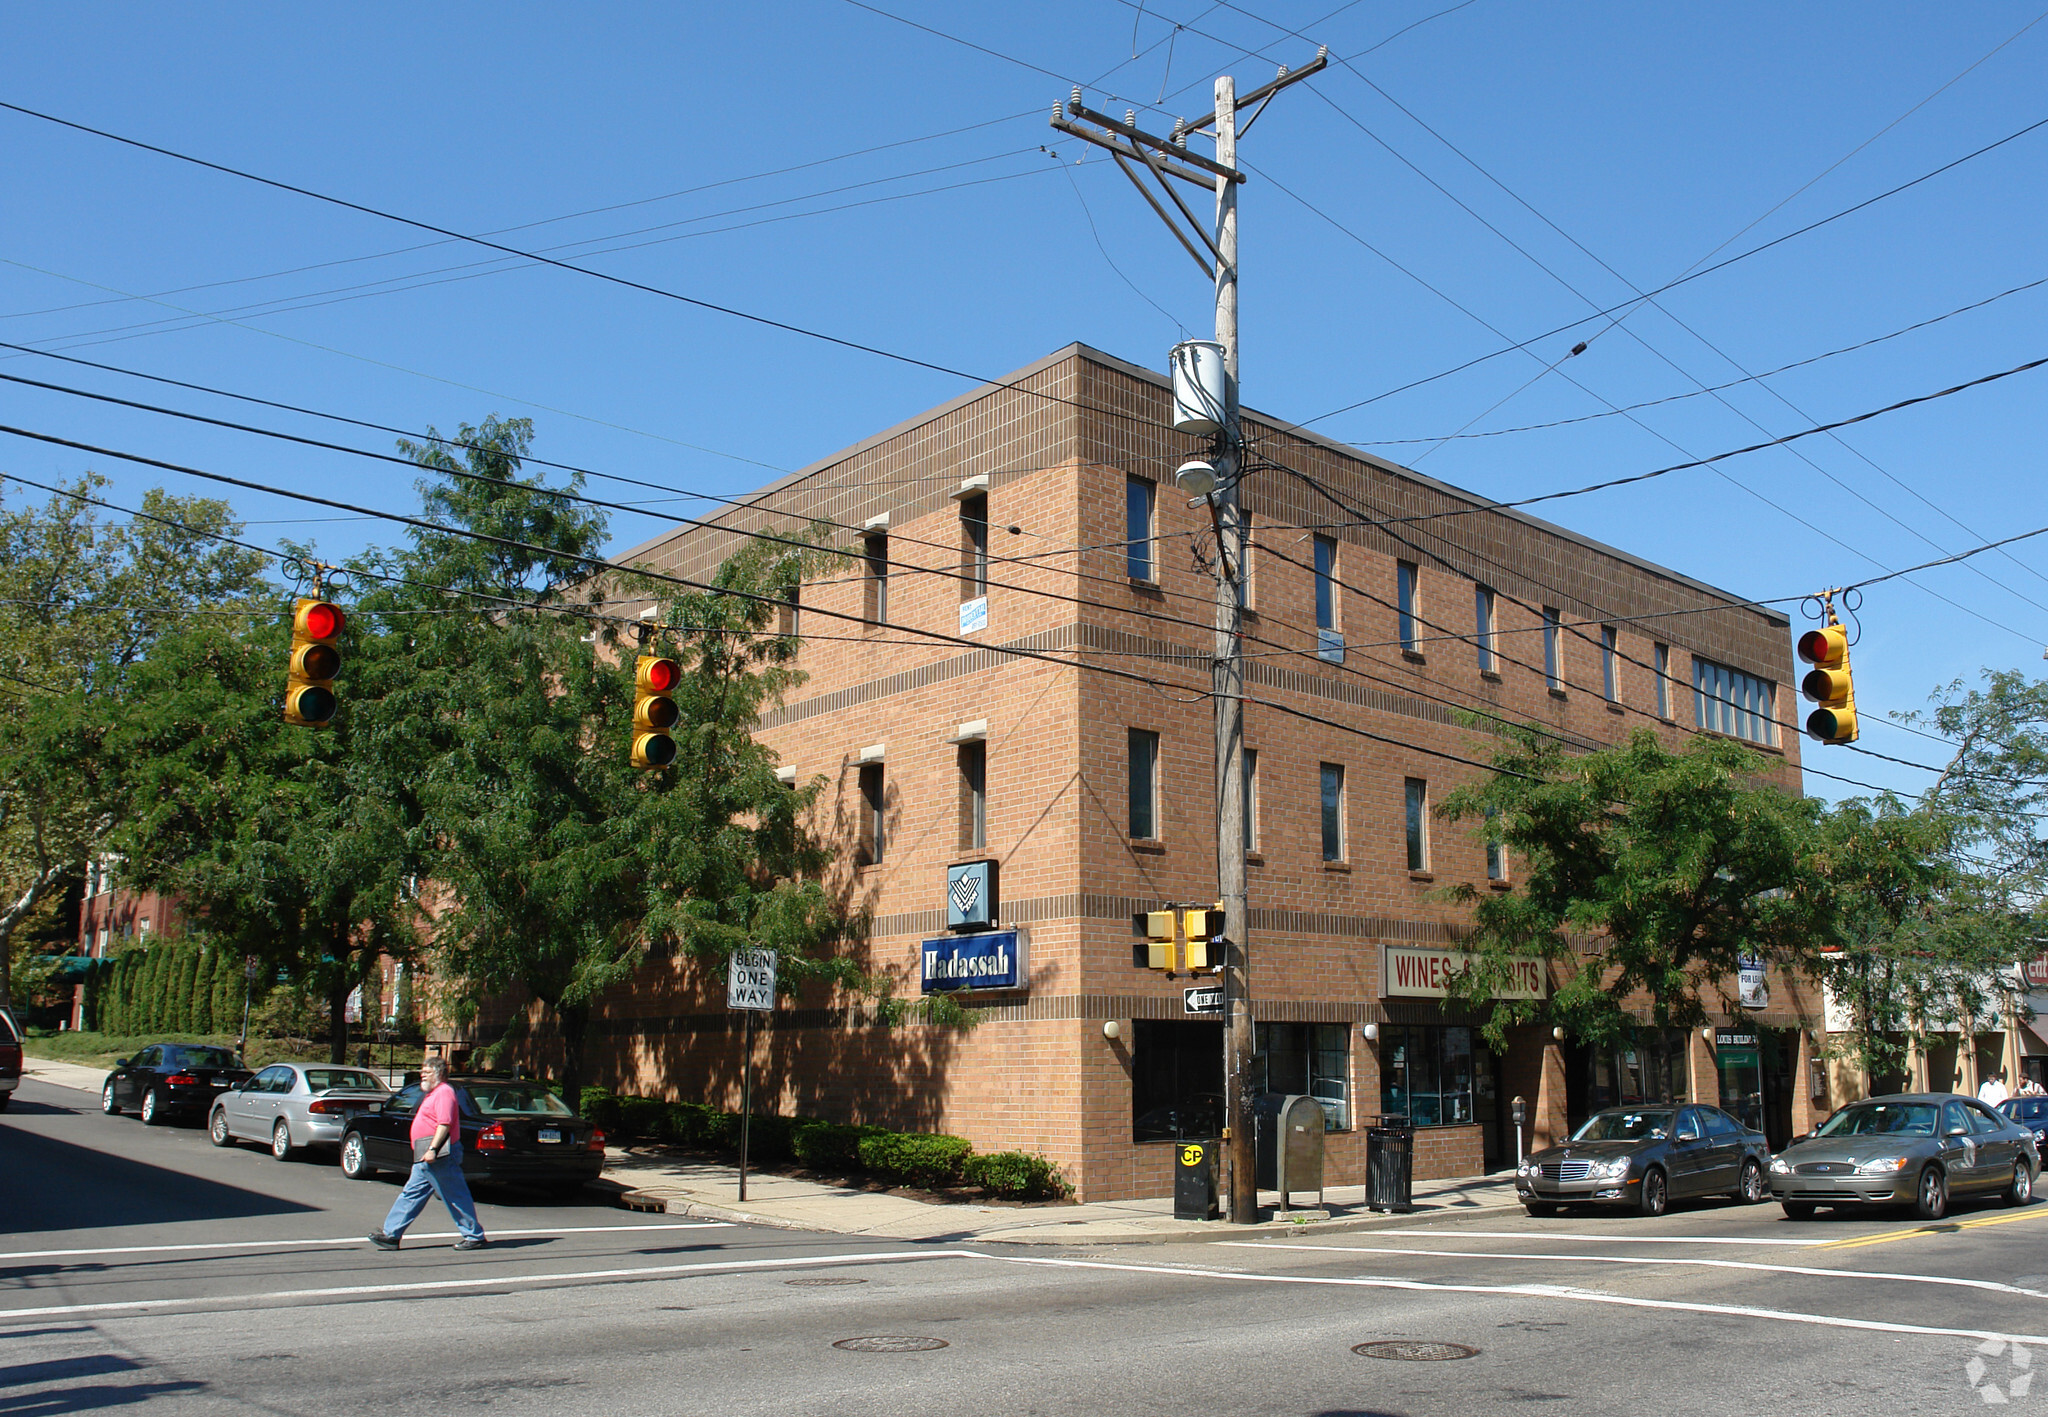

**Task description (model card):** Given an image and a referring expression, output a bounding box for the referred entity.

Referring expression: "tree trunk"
[326,945,352,1065]
[557,1002,590,1113]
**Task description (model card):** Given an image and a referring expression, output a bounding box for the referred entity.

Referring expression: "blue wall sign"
[947,859,999,931]
[921,929,1028,993]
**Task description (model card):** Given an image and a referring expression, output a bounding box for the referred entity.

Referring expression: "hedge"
[963,1150,1071,1201]
[792,1121,887,1171]
[857,1131,973,1190]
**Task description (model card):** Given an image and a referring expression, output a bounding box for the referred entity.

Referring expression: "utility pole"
[1055,51,1325,1224]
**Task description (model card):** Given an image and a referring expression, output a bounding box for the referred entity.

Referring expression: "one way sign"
[727,949,778,1011]
[1183,984,1224,1016]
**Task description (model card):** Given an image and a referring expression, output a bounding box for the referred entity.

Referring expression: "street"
[6,1076,2046,1415]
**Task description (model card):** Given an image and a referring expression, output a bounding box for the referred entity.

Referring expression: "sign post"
[727,949,778,1202]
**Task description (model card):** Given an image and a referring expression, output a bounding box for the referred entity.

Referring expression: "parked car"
[338,1074,605,1197]
[1769,1093,2040,1221]
[1517,1103,1771,1217]
[101,1043,253,1125]
[0,1006,22,1112]
[209,1062,391,1160]
[1999,1096,2048,1152]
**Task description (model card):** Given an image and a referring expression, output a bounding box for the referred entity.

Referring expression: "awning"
[31,955,100,981]
[2022,1017,2048,1057]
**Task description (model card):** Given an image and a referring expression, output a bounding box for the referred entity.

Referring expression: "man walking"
[368,1056,487,1251]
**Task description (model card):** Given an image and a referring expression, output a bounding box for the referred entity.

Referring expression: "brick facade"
[546,343,1822,1201]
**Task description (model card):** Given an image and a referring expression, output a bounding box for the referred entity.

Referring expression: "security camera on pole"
[1053,51,1325,1223]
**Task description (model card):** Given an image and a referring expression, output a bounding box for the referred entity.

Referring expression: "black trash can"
[1173,1137,1221,1220]
[1366,1115,1414,1213]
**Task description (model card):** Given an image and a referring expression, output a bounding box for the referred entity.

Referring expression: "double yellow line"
[1821,1205,2048,1251]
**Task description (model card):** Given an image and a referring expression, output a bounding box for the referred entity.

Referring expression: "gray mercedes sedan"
[1768,1093,2040,1221]
[208,1062,391,1161]
[1517,1103,1771,1217]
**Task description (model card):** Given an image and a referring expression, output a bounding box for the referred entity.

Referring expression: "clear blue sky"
[2,3,2043,802]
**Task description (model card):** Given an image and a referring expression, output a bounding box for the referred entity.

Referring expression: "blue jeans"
[382,1143,484,1242]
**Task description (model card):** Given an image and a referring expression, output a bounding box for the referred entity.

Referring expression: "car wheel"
[140,1088,165,1126]
[1637,1166,1668,1217]
[340,1132,376,1180]
[2005,1162,2034,1208]
[1781,1201,1817,1220]
[209,1109,235,1147]
[1734,1159,1767,1204]
[1522,1202,1557,1218]
[271,1119,297,1161]
[1913,1165,1948,1221]
[101,1081,121,1116]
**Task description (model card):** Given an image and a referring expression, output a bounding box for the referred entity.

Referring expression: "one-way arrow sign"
[1183,983,1224,1016]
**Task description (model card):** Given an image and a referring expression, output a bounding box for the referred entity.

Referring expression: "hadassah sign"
[1382,945,1545,1001]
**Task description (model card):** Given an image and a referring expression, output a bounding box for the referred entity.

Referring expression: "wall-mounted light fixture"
[1360,1022,1380,1042]
[1102,1020,1122,1041]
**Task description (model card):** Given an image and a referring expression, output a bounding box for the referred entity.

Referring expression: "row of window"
[850,492,994,630]
[849,739,988,867]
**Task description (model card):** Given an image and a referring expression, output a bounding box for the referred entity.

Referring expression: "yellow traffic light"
[1182,906,1226,972]
[284,597,345,727]
[1144,910,1177,972]
[1796,623,1857,744]
[631,654,681,768]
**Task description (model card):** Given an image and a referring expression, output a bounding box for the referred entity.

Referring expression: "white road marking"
[1382,1228,1828,1247]
[1221,1241,2048,1300]
[0,1222,730,1263]
[0,1249,977,1321]
[977,1253,2048,1348]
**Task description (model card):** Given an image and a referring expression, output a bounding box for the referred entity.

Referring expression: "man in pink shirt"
[368,1055,487,1251]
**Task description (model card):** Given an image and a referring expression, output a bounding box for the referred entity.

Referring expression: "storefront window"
[1586,1028,1689,1112]
[1131,1019,1223,1142]
[1253,1022,1351,1130]
[1379,1025,1475,1127]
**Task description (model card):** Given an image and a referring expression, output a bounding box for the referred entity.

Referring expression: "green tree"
[1437,726,1830,1049]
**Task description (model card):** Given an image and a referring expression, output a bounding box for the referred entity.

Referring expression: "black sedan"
[1516,1103,1772,1217]
[338,1074,606,1197]
[1999,1096,2048,1153]
[101,1043,254,1126]
[1770,1093,2039,1220]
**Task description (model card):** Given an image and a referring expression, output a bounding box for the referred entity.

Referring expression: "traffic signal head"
[1144,909,1178,972]
[284,597,345,727]
[1796,623,1857,744]
[1182,906,1227,972]
[631,654,680,768]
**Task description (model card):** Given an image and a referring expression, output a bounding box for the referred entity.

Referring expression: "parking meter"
[1511,1095,1528,1163]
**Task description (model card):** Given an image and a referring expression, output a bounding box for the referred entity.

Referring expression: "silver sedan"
[208,1063,392,1161]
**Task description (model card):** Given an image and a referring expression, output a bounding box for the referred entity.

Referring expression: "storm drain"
[833,1337,949,1353]
[787,1277,868,1287]
[1352,1341,1479,1362]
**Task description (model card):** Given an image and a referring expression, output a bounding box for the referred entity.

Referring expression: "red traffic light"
[296,601,346,640]
[1797,625,1846,667]
[638,657,680,693]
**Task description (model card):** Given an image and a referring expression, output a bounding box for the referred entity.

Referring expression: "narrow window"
[1405,777,1430,872]
[1484,807,1506,882]
[858,762,886,864]
[1244,747,1260,853]
[1235,517,1254,611]
[1126,476,1156,582]
[1128,728,1160,839]
[960,493,989,599]
[1601,626,1618,701]
[1542,607,1562,691]
[778,582,800,638]
[1654,643,1671,718]
[958,741,987,851]
[1396,561,1420,651]
[862,531,889,625]
[1475,585,1496,673]
[1314,535,1338,630]
[1320,763,1345,862]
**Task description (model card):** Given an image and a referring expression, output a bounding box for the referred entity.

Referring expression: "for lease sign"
[1382,945,1545,1000]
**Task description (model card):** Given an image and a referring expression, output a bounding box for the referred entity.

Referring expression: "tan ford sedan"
[1768,1094,2039,1221]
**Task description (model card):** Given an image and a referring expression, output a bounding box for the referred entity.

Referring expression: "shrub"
[738,1113,794,1163]
[580,1088,623,1134]
[964,1151,1071,1201]
[857,1131,973,1190]
[792,1121,886,1171]
[615,1096,670,1143]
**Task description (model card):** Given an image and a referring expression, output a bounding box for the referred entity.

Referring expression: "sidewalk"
[20,1055,108,1095]
[602,1148,1520,1247]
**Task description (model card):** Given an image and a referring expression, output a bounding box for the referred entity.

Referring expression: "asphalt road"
[7,1073,2047,1416]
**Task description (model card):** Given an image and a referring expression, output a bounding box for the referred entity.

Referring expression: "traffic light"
[1797,623,1858,744]
[1143,910,1177,972]
[1182,906,1226,972]
[284,597,345,727]
[631,654,681,768]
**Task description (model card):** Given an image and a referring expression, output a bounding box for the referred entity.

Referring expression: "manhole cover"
[832,1336,949,1353]
[1353,1341,1479,1362]
[787,1277,868,1287]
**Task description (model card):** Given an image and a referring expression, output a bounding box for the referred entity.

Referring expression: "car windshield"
[303,1069,385,1093]
[179,1046,241,1069]
[1816,1102,1937,1137]
[460,1084,574,1118]
[1571,1110,1672,1141]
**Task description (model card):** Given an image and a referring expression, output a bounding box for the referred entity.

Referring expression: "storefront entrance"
[1716,1027,1797,1151]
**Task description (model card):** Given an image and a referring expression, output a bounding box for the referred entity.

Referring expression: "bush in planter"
[791,1121,886,1171]
[857,1131,973,1190]
[963,1150,1071,1201]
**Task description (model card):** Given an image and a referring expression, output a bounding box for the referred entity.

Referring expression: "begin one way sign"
[727,949,778,1011]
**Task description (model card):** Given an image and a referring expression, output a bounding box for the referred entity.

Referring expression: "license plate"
[538,1129,561,1144]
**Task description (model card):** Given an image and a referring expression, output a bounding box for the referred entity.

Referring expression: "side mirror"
[114,1058,131,1068]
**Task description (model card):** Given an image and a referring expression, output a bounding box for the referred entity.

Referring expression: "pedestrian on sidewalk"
[368,1055,487,1251]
